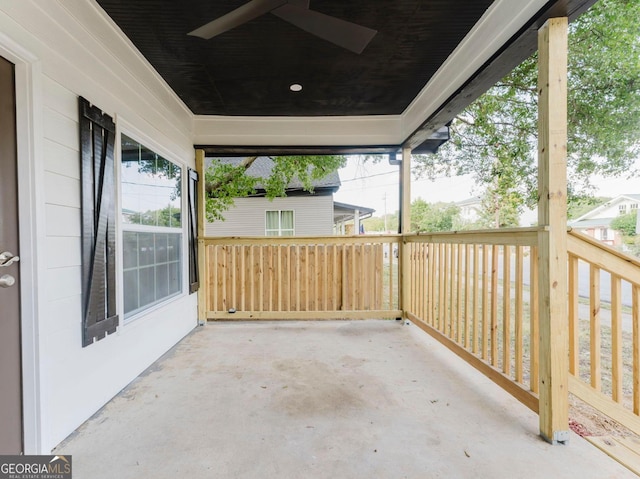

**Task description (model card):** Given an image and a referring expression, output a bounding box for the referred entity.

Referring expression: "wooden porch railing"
[403,227,541,413]
[566,230,640,436]
[201,235,401,320]
[199,227,640,437]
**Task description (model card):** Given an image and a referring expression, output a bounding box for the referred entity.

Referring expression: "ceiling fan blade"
[271,4,377,54]
[188,0,286,39]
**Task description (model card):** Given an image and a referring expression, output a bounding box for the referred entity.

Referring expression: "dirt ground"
[569,395,638,439]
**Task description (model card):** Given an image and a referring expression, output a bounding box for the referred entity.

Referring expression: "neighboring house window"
[619,204,627,215]
[121,134,183,317]
[266,210,294,236]
[631,203,638,210]
[601,228,608,240]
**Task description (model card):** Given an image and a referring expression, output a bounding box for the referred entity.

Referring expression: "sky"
[333,155,640,219]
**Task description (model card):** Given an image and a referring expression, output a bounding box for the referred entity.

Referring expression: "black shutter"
[187,167,199,294]
[79,97,118,347]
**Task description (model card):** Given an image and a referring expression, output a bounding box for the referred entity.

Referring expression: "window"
[601,228,608,240]
[631,203,638,210]
[619,204,627,215]
[266,210,294,236]
[121,134,183,317]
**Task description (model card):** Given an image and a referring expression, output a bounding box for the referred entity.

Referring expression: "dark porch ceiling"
[97,0,495,117]
[96,0,597,151]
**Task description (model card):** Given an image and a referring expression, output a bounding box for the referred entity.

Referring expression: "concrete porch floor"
[55,320,634,478]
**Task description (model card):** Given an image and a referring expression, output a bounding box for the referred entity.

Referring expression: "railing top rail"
[568,230,640,285]
[201,234,402,246]
[404,226,544,246]
[568,229,640,268]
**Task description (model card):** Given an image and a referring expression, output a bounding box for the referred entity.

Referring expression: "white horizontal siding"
[0,1,197,453]
[206,195,334,237]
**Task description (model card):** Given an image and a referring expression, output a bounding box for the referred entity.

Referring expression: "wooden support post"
[537,17,569,445]
[196,149,207,325]
[400,147,411,319]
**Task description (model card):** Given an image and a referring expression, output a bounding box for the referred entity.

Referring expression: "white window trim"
[116,120,189,324]
[265,209,295,236]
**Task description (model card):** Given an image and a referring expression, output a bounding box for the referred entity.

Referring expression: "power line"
[340,170,397,183]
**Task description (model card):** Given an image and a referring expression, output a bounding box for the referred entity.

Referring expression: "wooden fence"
[403,228,541,412]
[566,231,640,436]
[201,235,401,320]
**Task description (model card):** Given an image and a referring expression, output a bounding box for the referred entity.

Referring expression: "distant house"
[205,157,341,237]
[333,201,376,235]
[456,196,538,227]
[456,197,482,223]
[569,194,640,246]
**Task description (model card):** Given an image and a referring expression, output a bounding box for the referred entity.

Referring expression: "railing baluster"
[482,245,489,361]
[212,245,218,312]
[590,264,601,391]
[457,244,464,343]
[445,243,452,336]
[258,246,264,312]
[491,245,499,367]
[611,274,622,403]
[473,244,479,354]
[449,243,456,338]
[530,246,539,394]
[515,245,523,384]
[633,285,640,415]
[568,254,579,375]
[222,245,229,311]
[439,243,445,332]
[464,244,471,349]
[503,245,511,376]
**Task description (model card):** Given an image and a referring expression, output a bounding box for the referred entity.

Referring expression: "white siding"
[0,1,196,453]
[206,195,334,236]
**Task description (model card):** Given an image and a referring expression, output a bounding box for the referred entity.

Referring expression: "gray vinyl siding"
[206,195,334,236]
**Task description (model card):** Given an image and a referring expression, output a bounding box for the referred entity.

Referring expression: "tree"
[611,210,638,237]
[204,155,346,222]
[477,186,521,229]
[363,213,398,233]
[410,199,465,232]
[413,0,640,211]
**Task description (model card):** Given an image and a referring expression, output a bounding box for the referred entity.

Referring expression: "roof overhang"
[92,0,596,153]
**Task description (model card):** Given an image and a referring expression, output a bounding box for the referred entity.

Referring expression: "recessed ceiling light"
[289,83,303,92]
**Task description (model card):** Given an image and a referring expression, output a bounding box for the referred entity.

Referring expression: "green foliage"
[413,0,640,212]
[411,199,464,232]
[611,210,638,236]
[363,213,399,233]
[127,205,181,227]
[204,155,346,222]
[477,186,521,229]
[567,196,611,219]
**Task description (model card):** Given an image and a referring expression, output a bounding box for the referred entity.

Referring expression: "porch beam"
[537,17,569,444]
[196,149,207,325]
[400,147,411,319]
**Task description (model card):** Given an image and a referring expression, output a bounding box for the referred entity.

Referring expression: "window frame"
[116,126,188,323]
[265,209,295,236]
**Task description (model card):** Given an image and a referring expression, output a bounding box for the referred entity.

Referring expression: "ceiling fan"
[188,0,377,54]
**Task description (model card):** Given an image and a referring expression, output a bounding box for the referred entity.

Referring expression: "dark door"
[0,55,23,454]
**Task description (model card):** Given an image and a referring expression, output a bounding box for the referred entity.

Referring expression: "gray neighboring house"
[206,157,341,237]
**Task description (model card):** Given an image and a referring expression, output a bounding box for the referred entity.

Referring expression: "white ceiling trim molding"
[400,0,548,138]
[193,115,403,146]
